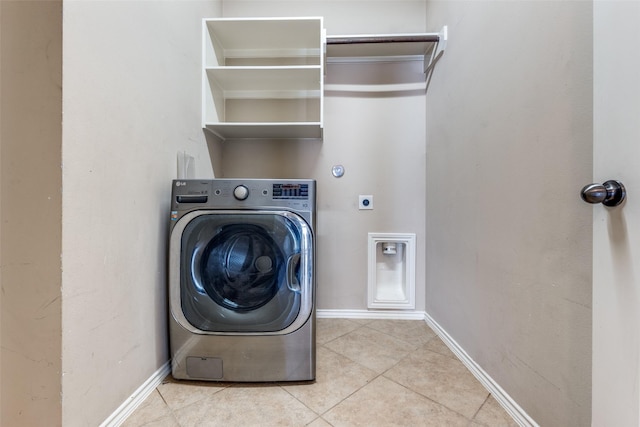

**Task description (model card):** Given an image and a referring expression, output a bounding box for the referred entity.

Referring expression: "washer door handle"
[286,253,301,292]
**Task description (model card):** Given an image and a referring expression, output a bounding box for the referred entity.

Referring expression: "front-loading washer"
[168,179,316,382]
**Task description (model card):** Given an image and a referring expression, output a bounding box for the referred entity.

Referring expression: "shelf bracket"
[424,26,447,74]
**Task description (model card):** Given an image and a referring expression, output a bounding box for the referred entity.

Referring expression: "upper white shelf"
[205,18,323,65]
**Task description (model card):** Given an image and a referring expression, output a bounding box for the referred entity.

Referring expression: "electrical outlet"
[359,195,373,210]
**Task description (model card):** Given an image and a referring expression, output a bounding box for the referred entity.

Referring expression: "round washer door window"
[201,223,283,311]
[178,211,312,333]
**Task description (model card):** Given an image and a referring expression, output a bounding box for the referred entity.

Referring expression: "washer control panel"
[172,179,315,213]
[272,183,309,200]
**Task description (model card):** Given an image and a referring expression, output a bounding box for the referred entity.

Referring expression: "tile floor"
[122,318,518,426]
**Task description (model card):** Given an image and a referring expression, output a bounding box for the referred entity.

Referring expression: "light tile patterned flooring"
[123,318,518,426]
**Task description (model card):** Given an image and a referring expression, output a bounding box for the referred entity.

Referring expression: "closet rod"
[326,34,440,45]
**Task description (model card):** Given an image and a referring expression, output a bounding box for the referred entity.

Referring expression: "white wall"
[424,2,592,425]
[221,0,428,311]
[0,1,63,425]
[61,1,220,425]
[223,0,426,34]
[593,2,640,425]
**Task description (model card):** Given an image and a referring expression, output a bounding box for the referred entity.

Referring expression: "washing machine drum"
[201,224,284,311]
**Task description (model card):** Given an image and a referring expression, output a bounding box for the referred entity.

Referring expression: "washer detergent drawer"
[169,210,313,334]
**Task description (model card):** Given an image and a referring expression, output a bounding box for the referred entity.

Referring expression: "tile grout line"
[155,382,186,427]
[282,333,396,424]
[377,338,483,423]
[468,394,492,426]
[315,325,471,424]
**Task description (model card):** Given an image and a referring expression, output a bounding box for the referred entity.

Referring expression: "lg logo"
[176,181,187,187]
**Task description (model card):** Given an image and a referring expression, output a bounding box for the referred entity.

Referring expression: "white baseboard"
[100,361,171,427]
[317,309,425,320]
[423,312,539,427]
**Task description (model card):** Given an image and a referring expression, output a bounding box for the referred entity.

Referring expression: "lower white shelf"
[204,122,323,140]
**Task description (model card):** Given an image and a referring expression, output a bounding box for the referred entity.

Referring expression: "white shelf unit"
[202,17,324,140]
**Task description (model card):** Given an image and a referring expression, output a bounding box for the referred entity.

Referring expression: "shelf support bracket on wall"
[424,26,447,74]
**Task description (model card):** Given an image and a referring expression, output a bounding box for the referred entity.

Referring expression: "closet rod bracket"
[424,26,447,74]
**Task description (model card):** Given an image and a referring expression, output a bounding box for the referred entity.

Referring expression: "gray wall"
[221,0,429,312]
[424,2,593,425]
[61,1,220,425]
[0,1,63,425]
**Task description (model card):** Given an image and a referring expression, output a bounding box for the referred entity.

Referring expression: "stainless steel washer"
[168,179,316,382]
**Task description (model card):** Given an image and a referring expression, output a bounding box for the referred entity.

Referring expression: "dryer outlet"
[359,195,373,210]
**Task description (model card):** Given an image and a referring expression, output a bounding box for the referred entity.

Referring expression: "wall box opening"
[367,233,416,310]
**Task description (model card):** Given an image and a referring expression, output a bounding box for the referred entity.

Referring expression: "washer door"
[171,210,313,333]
